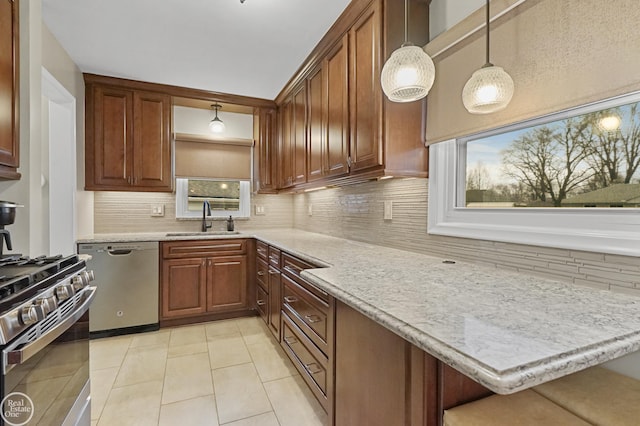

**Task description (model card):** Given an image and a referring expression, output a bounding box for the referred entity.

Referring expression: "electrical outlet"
[308,204,313,216]
[383,201,393,220]
[255,205,265,216]
[150,204,165,217]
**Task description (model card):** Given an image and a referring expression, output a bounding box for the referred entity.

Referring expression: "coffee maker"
[0,201,20,256]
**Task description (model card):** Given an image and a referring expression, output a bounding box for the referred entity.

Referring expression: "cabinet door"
[307,65,324,182]
[349,1,383,173]
[91,86,133,188]
[255,108,277,193]
[0,0,19,179]
[162,258,207,318]
[292,84,307,185]
[325,34,349,178]
[133,91,172,190]
[279,99,294,188]
[268,266,282,340]
[206,255,248,313]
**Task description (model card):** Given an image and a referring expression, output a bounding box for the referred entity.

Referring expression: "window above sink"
[175,178,250,219]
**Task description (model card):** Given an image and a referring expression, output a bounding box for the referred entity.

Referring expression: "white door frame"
[41,67,77,255]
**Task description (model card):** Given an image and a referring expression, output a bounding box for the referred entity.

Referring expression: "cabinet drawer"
[282,253,328,303]
[282,313,328,405]
[256,240,268,260]
[282,274,329,354]
[256,285,268,324]
[162,239,247,258]
[256,258,268,291]
[268,246,281,269]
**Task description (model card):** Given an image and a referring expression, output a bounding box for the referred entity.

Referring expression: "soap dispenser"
[226,215,234,232]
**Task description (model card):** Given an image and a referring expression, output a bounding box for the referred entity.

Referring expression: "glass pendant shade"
[209,117,225,133]
[209,104,225,133]
[381,45,435,103]
[462,65,514,114]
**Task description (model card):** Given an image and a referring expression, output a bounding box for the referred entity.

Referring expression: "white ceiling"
[42,0,351,100]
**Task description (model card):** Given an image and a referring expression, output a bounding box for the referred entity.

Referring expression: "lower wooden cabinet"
[160,240,251,326]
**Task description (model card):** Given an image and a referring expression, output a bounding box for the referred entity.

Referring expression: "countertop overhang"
[78,229,640,394]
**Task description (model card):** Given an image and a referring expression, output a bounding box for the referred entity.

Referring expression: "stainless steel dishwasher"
[78,241,159,336]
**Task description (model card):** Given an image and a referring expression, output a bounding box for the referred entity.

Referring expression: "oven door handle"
[4,286,96,372]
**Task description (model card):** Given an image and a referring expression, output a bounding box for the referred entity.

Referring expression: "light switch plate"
[255,205,265,216]
[308,204,313,216]
[150,204,165,217]
[383,201,392,220]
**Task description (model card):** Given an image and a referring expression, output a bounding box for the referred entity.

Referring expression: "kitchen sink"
[165,231,240,236]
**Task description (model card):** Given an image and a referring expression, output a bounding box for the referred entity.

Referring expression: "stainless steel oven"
[0,255,95,426]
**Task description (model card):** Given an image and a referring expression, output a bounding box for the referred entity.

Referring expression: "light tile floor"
[90,316,327,426]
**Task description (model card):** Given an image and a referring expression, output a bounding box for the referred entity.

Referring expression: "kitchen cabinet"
[279,84,308,189]
[0,0,20,180]
[307,64,324,182]
[85,75,172,192]
[324,35,350,178]
[334,300,492,426]
[253,107,278,193]
[274,0,430,190]
[160,239,251,326]
[279,252,334,417]
[267,246,282,339]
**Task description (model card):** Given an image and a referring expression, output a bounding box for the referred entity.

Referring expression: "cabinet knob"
[304,362,323,375]
[305,314,322,324]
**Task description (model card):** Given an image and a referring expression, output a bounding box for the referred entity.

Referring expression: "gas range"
[0,253,95,425]
[0,254,93,344]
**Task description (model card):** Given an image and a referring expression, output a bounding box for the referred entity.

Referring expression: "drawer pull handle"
[304,362,323,375]
[284,336,298,345]
[284,296,298,303]
[283,266,300,275]
[257,271,265,276]
[305,314,322,324]
[256,300,266,306]
[268,270,279,275]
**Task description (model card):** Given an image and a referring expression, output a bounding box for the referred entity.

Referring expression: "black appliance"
[0,254,96,426]
[0,201,20,257]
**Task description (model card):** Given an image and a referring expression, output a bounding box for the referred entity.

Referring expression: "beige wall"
[0,0,86,256]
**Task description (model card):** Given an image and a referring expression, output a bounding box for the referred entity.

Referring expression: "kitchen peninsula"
[79,229,640,423]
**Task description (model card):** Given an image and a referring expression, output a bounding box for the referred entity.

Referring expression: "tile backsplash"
[293,178,640,296]
[92,178,639,295]
[92,191,294,234]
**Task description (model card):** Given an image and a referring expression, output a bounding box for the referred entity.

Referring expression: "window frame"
[427,92,640,257]
[175,178,251,219]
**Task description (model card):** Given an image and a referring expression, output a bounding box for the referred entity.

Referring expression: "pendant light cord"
[404,0,409,45]
[485,0,491,65]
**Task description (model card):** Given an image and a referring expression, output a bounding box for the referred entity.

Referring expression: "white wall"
[429,0,484,40]
[173,106,253,139]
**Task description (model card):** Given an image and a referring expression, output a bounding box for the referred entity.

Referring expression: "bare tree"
[581,106,640,188]
[501,118,593,206]
[466,161,492,190]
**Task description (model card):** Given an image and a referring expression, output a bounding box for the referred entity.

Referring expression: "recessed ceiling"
[42,0,351,100]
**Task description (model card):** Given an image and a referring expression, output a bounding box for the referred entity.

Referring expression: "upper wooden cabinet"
[85,75,172,191]
[0,0,20,180]
[274,0,430,190]
[253,107,277,194]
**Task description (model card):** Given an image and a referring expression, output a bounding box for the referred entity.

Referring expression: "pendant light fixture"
[462,0,514,114]
[209,104,225,133]
[380,0,435,103]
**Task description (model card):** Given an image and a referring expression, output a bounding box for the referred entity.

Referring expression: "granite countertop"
[78,229,640,394]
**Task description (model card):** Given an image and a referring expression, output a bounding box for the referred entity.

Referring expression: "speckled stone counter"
[78,229,640,394]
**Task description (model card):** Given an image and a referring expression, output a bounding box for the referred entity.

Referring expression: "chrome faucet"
[201,200,212,232]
